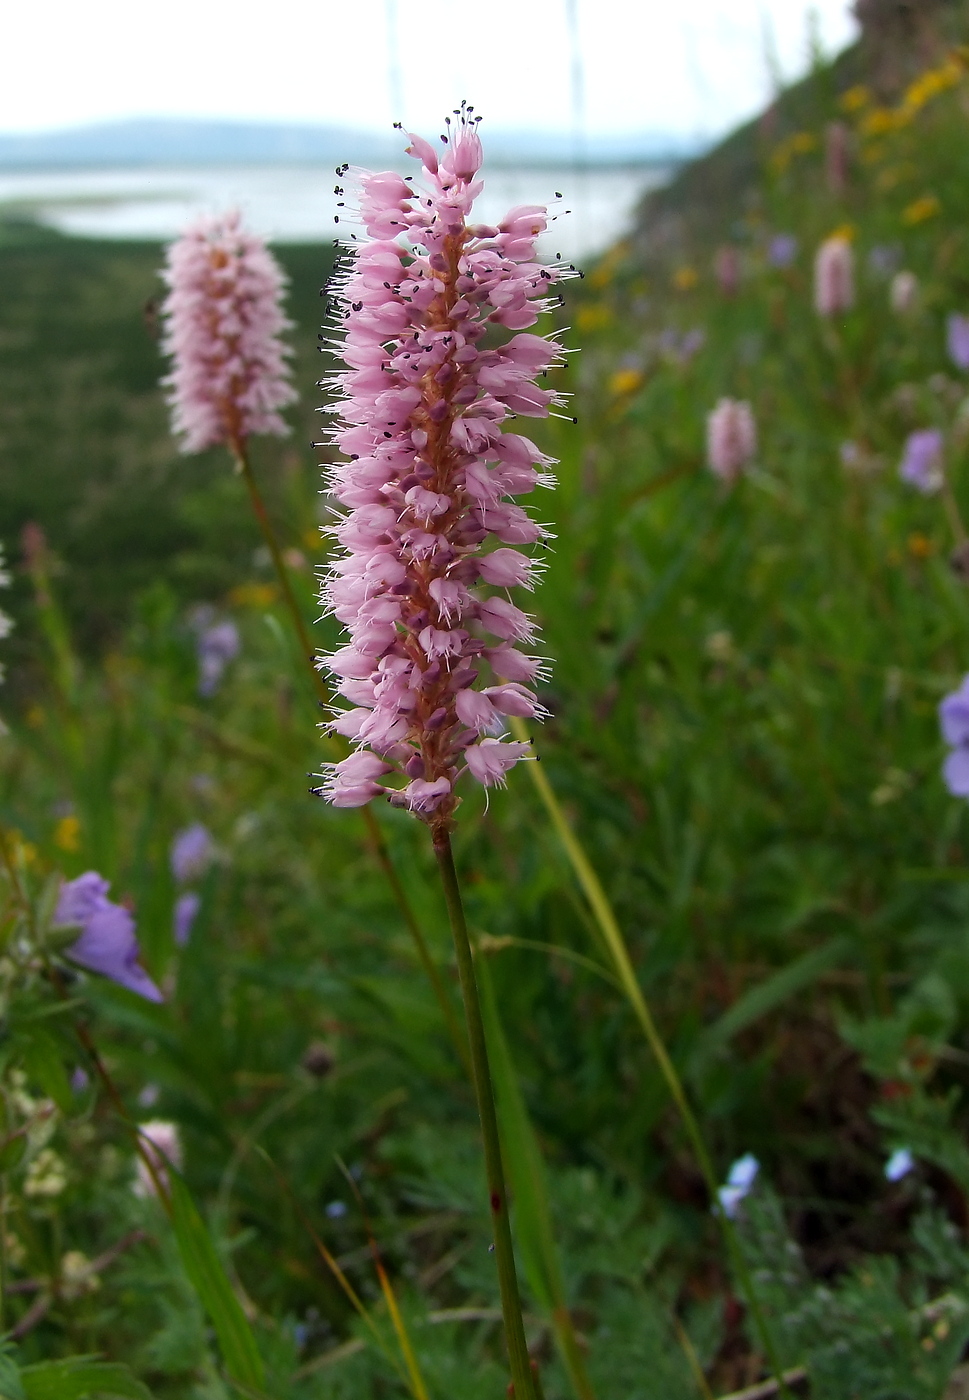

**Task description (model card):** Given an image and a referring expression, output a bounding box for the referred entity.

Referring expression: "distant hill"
[0,118,700,172]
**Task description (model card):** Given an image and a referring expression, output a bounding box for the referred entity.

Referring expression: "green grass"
[5,33,969,1400]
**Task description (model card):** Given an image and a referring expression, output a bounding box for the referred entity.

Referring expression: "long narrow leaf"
[477,953,597,1400]
[167,1170,265,1392]
[689,939,849,1069]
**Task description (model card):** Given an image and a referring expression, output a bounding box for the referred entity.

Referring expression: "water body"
[0,163,669,260]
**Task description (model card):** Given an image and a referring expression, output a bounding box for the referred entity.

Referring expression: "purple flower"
[767,234,798,269]
[197,620,239,697]
[71,1067,89,1093]
[899,429,944,494]
[55,873,162,1002]
[885,1147,914,1182]
[940,677,969,796]
[947,314,969,373]
[173,891,201,946]
[868,244,901,279]
[716,1153,759,1218]
[170,822,213,883]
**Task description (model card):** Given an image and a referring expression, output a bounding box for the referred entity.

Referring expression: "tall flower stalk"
[318,109,573,1398]
[158,213,462,1058]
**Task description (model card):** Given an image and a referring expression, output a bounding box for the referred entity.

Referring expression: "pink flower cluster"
[814,234,855,318]
[160,211,297,453]
[707,398,756,482]
[316,114,571,822]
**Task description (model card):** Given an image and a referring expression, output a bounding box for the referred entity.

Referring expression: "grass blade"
[167,1170,266,1393]
[477,951,597,1400]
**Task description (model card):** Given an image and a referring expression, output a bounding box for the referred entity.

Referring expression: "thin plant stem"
[433,831,537,1400]
[229,437,469,1074]
[673,1314,715,1400]
[508,720,792,1398]
[941,473,968,548]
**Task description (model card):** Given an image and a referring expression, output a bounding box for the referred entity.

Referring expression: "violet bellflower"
[55,872,163,1002]
[947,313,969,373]
[315,114,573,823]
[899,428,944,494]
[767,234,798,269]
[939,675,969,796]
[160,211,297,454]
[197,619,240,697]
[173,892,201,946]
[170,822,214,884]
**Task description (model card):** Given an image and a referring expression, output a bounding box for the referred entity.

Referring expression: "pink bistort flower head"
[160,211,297,453]
[814,235,854,317]
[706,398,756,483]
[314,109,574,829]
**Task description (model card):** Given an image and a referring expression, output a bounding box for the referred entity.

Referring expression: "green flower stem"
[509,719,791,1398]
[433,831,537,1400]
[230,438,470,1077]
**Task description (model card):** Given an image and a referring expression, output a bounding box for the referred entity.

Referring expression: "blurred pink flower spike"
[55,872,163,1002]
[706,398,756,483]
[160,211,297,454]
[314,109,574,829]
[133,1120,182,1199]
[814,235,854,317]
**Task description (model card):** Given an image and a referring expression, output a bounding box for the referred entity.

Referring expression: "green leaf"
[19,1029,73,1115]
[0,1132,27,1173]
[167,1170,266,1392]
[20,1357,151,1400]
[478,954,597,1400]
[0,1346,26,1400]
[690,938,849,1070]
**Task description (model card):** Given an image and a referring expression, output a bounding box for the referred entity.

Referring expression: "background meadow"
[7,4,969,1398]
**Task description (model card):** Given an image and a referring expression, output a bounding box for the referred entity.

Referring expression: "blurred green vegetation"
[7,23,969,1400]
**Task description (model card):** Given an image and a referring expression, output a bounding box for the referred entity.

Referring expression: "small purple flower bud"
[170,823,214,884]
[173,891,201,946]
[947,314,969,372]
[899,429,944,494]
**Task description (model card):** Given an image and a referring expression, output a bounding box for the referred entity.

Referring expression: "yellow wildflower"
[609,368,643,398]
[827,222,857,243]
[900,58,962,117]
[672,266,698,292]
[227,582,278,609]
[769,130,818,175]
[575,304,612,333]
[840,84,870,114]
[861,107,904,137]
[902,195,941,226]
[53,815,80,853]
[907,532,934,560]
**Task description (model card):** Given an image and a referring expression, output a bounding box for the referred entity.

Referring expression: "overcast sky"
[2,0,858,141]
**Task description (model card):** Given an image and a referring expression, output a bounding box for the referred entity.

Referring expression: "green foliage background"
[5,27,969,1400]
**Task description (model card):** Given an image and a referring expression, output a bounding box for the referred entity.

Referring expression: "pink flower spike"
[317,114,575,828]
[160,211,297,454]
[814,234,855,317]
[706,399,756,483]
